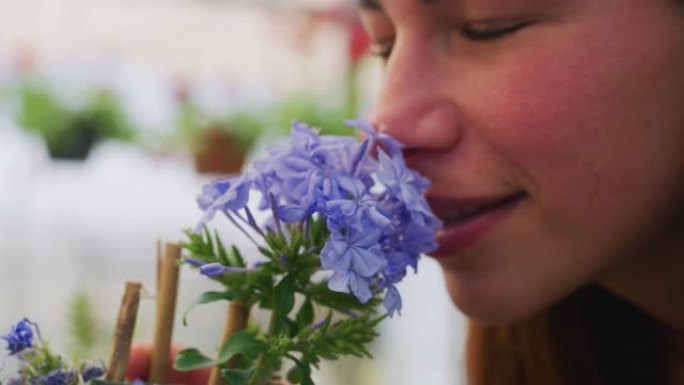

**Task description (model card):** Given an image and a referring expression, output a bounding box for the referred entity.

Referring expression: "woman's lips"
[428,192,527,259]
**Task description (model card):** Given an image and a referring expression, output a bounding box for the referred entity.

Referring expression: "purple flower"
[398,222,439,256]
[199,263,251,277]
[328,271,372,304]
[376,150,429,204]
[383,285,402,317]
[345,119,403,158]
[320,228,386,278]
[38,369,77,385]
[183,257,205,268]
[2,318,34,355]
[325,176,389,231]
[192,119,441,315]
[80,362,106,383]
[276,195,317,223]
[196,178,230,211]
[381,251,410,285]
[195,175,250,232]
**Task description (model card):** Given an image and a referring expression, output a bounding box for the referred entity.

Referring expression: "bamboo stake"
[156,240,162,295]
[148,243,181,385]
[106,281,143,382]
[207,300,250,385]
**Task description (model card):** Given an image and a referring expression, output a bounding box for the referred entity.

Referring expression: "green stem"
[248,297,282,385]
[247,355,271,385]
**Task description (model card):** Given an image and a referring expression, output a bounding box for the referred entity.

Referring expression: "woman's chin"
[442,270,552,325]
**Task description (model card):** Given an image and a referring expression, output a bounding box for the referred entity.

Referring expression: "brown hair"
[466,285,674,385]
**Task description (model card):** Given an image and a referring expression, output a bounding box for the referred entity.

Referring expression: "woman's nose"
[369,40,462,154]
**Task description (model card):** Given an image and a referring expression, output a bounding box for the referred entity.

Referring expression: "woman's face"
[361,0,684,323]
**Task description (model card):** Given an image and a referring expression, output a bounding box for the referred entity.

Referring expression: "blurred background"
[0,0,465,384]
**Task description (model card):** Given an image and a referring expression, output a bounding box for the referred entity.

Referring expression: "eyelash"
[461,21,531,41]
[369,42,394,60]
[368,21,530,60]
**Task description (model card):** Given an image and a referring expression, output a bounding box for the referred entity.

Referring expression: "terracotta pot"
[192,126,248,175]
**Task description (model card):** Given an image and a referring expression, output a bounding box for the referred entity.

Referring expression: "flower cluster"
[1,319,105,385]
[194,120,441,316]
[2,318,34,355]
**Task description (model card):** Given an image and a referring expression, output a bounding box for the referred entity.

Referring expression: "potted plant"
[190,112,265,175]
[16,81,136,161]
[174,86,265,175]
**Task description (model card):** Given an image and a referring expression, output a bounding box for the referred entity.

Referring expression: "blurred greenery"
[270,94,355,137]
[5,74,358,164]
[67,290,106,363]
[176,93,356,165]
[177,100,266,153]
[16,80,136,160]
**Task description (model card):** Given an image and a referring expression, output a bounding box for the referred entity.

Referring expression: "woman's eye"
[369,40,395,60]
[460,20,531,42]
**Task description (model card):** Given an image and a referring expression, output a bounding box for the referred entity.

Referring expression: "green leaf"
[290,230,303,256]
[287,361,313,385]
[287,366,303,384]
[300,364,314,385]
[272,275,296,335]
[265,232,287,253]
[274,275,296,316]
[173,348,214,371]
[257,246,274,259]
[295,299,314,327]
[182,291,238,326]
[217,331,268,364]
[306,282,381,313]
[203,227,214,252]
[220,368,254,385]
[286,318,299,338]
[214,230,231,266]
[232,245,247,267]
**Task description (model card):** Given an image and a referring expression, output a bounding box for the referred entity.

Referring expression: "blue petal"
[199,263,228,276]
[349,247,386,277]
[348,273,373,303]
[327,271,351,293]
[320,236,351,272]
[384,285,402,317]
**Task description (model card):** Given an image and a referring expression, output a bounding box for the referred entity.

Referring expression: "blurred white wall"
[0,0,349,91]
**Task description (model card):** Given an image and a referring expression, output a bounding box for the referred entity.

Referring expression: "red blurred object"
[192,125,247,175]
[303,6,371,65]
[127,344,211,385]
[348,19,371,65]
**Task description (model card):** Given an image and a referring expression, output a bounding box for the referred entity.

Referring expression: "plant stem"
[208,300,250,385]
[247,306,281,385]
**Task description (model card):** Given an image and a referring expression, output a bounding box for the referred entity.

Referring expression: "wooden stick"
[156,240,162,295]
[207,300,250,385]
[106,281,143,382]
[149,243,181,385]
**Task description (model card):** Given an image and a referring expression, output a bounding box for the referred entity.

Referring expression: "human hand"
[126,344,211,385]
